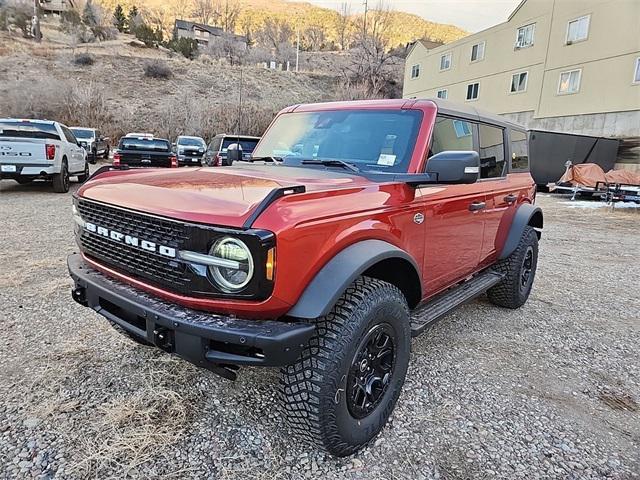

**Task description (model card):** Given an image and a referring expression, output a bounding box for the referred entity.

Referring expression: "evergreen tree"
[82,0,98,27]
[113,4,126,32]
[126,6,139,33]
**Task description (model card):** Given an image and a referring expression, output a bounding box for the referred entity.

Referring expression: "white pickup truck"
[0,119,89,193]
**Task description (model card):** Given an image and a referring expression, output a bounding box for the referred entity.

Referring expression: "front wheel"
[487,225,539,308]
[103,146,110,159]
[77,161,90,183]
[280,277,411,456]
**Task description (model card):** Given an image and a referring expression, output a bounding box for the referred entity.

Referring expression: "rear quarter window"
[0,121,60,140]
[510,130,529,171]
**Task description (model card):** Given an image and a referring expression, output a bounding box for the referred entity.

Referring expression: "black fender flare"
[499,203,543,259]
[287,239,421,319]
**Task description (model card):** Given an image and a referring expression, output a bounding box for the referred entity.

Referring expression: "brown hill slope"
[96,0,467,46]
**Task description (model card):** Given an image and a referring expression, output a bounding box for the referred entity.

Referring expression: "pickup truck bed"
[114,137,176,168]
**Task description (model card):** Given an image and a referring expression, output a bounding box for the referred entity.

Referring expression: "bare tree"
[335,2,351,50]
[192,0,217,25]
[171,0,193,20]
[342,2,394,98]
[217,0,240,32]
[303,24,324,51]
[206,31,247,65]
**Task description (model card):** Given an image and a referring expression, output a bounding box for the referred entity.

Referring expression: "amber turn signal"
[265,248,275,281]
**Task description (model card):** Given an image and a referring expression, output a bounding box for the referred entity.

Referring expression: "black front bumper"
[67,253,314,373]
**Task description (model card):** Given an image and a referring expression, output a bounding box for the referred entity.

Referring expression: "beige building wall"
[403,0,640,142]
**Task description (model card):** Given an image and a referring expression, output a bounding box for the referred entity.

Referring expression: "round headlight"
[209,237,254,292]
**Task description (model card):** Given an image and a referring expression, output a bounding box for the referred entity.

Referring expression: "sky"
[294,0,523,32]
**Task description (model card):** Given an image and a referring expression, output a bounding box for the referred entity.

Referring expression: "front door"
[419,116,486,296]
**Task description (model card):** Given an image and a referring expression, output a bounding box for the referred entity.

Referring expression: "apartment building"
[403,0,640,148]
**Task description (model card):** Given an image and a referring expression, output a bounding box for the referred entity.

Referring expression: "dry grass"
[26,337,205,478]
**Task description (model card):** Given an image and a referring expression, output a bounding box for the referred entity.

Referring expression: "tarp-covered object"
[556,163,607,188]
[605,169,640,185]
[554,163,640,188]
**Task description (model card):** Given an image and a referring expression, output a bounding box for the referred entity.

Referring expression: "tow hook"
[71,287,87,306]
[153,327,174,352]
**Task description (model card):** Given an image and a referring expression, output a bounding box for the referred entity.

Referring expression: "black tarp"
[529,129,619,186]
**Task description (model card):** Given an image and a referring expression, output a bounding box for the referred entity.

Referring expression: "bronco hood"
[78,165,373,228]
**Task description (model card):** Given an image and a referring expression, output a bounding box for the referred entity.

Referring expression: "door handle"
[504,194,517,204]
[468,201,486,212]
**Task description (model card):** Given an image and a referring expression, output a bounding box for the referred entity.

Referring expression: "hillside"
[0,31,339,140]
[95,0,468,47]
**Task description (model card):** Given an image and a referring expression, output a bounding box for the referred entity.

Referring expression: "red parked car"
[68,99,542,456]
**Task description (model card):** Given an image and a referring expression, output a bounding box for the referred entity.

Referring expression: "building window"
[566,15,590,44]
[515,23,535,49]
[558,69,582,94]
[471,41,485,62]
[634,57,640,84]
[440,53,452,71]
[510,72,528,93]
[411,64,420,79]
[479,124,506,179]
[453,120,472,137]
[436,89,448,99]
[466,82,479,101]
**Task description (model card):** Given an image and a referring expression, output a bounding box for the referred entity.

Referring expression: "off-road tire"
[52,159,70,193]
[77,161,90,183]
[487,225,538,309]
[103,146,110,159]
[280,276,411,457]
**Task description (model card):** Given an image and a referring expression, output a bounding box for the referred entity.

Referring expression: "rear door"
[421,116,486,294]
[476,123,520,265]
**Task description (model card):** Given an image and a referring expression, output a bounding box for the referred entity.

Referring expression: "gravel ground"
[1,174,639,480]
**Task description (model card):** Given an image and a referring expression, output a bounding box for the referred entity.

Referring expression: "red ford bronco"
[68,99,542,456]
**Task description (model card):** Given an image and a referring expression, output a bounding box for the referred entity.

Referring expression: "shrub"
[143,60,172,79]
[166,37,199,60]
[73,53,95,66]
[134,23,162,47]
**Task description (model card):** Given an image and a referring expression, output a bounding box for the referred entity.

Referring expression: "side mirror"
[226,143,242,165]
[426,151,479,184]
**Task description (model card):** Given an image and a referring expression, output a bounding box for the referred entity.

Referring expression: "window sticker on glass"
[377,154,396,166]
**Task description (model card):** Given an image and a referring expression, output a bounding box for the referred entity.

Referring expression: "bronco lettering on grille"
[84,222,176,258]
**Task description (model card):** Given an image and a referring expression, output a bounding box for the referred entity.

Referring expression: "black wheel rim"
[520,246,534,293]
[346,323,396,419]
[63,165,69,190]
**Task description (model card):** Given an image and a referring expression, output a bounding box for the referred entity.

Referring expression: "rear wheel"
[52,159,70,193]
[280,277,411,456]
[487,225,538,309]
[103,146,110,159]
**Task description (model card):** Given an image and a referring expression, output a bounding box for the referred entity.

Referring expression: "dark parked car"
[113,136,177,168]
[204,134,260,166]
[174,135,207,166]
[70,127,109,163]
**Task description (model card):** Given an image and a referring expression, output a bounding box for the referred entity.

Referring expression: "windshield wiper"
[250,156,284,163]
[301,159,360,173]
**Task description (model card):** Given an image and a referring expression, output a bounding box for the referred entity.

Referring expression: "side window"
[510,130,529,171]
[62,126,77,144]
[209,138,221,152]
[478,124,506,178]
[428,116,474,159]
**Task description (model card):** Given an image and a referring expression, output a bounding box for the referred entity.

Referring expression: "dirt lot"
[0,174,639,479]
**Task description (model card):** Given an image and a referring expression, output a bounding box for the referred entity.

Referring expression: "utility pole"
[295,28,300,72]
[32,0,41,42]
[237,67,243,136]
[362,0,368,36]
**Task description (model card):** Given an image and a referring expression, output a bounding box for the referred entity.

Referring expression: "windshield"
[222,138,259,153]
[119,138,171,151]
[252,110,422,172]
[0,121,60,140]
[178,137,206,147]
[70,128,94,139]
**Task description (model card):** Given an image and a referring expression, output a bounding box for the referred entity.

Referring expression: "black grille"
[77,199,192,290]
